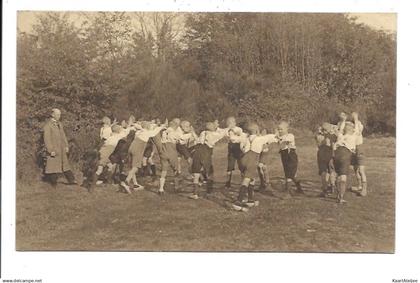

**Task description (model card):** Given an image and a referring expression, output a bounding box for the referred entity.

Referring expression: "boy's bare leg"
[189,173,201,199]
[132,167,145,191]
[106,163,117,184]
[329,171,337,194]
[225,170,233,189]
[357,165,368,196]
[177,157,182,174]
[262,165,270,187]
[319,172,329,197]
[257,164,265,191]
[158,170,167,195]
[354,166,362,190]
[205,170,215,194]
[283,178,293,199]
[174,170,181,192]
[247,178,258,206]
[237,177,251,204]
[121,167,139,194]
[293,177,304,194]
[337,175,347,203]
[132,168,140,186]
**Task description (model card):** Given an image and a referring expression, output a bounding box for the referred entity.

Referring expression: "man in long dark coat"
[43,108,77,187]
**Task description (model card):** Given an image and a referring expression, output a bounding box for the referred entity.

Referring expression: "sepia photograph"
[15,11,396,253]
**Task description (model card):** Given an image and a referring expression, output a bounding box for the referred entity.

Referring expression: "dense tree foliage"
[16,12,396,178]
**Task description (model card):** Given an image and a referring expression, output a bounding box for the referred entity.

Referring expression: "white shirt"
[100,125,112,140]
[135,126,164,142]
[121,126,137,137]
[240,134,278,154]
[178,131,198,147]
[198,130,226,148]
[226,126,244,143]
[278,133,296,151]
[104,132,126,147]
[336,133,358,152]
[162,127,184,144]
[316,133,333,147]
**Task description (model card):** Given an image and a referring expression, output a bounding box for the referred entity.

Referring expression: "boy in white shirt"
[277,121,304,197]
[189,121,227,199]
[315,123,338,197]
[333,121,359,203]
[121,121,165,193]
[176,120,198,170]
[230,122,279,211]
[87,124,126,191]
[224,116,245,190]
[155,119,188,195]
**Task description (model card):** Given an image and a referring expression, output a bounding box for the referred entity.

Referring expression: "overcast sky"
[17,12,396,34]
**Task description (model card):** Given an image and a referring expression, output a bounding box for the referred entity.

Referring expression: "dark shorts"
[334,146,353,176]
[143,140,154,158]
[351,144,366,167]
[176,144,192,160]
[227,142,243,171]
[191,144,213,174]
[109,135,134,173]
[160,143,179,172]
[317,145,333,175]
[280,149,298,179]
[238,151,259,179]
[259,150,270,164]
[151,134,164,154]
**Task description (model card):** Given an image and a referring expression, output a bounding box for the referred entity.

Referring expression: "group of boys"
[82,115,307,211]
[315,111,367,204]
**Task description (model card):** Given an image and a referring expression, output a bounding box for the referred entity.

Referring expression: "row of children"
[82,111,367,210]
[81,115,305,211]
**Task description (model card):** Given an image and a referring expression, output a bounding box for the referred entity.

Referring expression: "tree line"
[16,12,396,178]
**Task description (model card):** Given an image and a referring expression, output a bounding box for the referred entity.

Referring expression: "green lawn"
[16,135,395,252]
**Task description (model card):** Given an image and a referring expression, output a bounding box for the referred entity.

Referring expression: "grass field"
[16,133,395,252]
